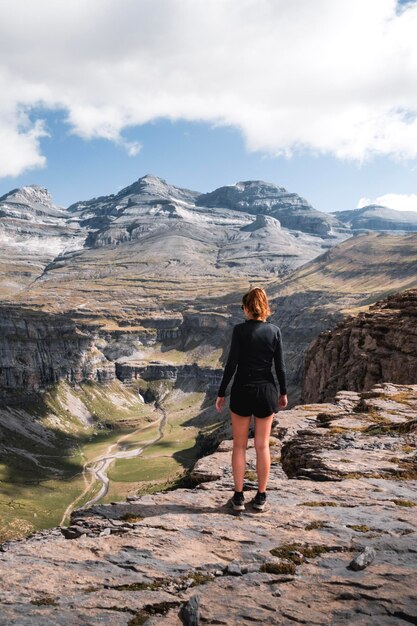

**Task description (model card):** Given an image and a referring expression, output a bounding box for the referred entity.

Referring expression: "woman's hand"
[278,394,288,409]
[215,396,226,412]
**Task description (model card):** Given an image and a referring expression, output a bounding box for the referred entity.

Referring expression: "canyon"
[1,174,417,550]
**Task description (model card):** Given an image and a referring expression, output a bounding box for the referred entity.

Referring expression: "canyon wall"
[0,306,115,403]
[0,305,228,403]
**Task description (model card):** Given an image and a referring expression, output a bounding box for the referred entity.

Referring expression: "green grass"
[260,562,296,575]
[305,521,327,530]
[347,525,371,532]
[270,543,343,562]
[104,389,206,500]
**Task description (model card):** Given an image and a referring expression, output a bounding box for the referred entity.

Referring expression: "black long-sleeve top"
[217,319,287,397]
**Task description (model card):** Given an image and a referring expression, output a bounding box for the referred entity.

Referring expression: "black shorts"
[229,380,279,418]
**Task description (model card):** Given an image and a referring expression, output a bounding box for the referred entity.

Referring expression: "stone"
[180,593,200,626]
[226,561,242,576]
[348,546,376,571]
[60,525,89,539]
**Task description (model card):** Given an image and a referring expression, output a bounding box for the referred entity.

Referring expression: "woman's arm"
[273,327,287,396]
[217,325,240,397]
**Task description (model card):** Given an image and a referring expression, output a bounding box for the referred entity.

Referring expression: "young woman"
[215,287,288,512]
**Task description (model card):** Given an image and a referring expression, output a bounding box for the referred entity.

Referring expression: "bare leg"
[231,412,251,491]
[254,414,274,492]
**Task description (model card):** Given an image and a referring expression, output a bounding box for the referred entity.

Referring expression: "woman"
[215,287,288,512]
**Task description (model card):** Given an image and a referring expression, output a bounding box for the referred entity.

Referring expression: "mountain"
[302,288,417,403]
[6,175,349,318]
[197,179,347,237]
[332,204,417,232]
[2,178,417,407]
[0,185,85,297]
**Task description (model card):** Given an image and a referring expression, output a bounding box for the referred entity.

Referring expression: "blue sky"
[1,109,417,213]
[1,0,417,213]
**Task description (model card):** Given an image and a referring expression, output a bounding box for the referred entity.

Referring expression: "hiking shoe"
[251,491,267,511]
[230,491,245,512]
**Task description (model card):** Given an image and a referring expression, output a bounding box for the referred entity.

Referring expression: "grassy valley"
[0,378,219,541]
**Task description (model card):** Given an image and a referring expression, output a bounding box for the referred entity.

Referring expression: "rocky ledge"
[0,383,416,625]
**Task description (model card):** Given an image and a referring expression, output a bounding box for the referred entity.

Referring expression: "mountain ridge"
[332,204,417,232]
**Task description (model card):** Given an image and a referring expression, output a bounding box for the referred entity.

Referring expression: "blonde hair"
[242,287,271,320]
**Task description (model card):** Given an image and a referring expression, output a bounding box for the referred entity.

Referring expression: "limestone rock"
[348,546,376,571]
[281,383,417,481]
[303,289,417,403]
[333,204,417,232]
[197,179,345,236]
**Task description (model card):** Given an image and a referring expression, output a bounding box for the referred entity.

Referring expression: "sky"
[0,0,417,213]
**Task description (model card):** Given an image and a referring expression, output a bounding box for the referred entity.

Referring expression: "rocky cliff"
[267,232,417,404]
[302,289,417,404]
[0,305,115,403]
[0,382,415,625]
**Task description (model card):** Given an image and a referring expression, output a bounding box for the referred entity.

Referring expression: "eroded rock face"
[0,305,229,399]
[302,289,417,403]
[0,306,115,401]
[0,382,415,625]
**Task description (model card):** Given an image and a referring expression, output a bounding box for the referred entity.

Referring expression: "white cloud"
[357,193,417,212]
[0,114,49,177]
[1,0,417,177]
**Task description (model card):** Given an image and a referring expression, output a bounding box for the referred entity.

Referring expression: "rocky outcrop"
[0,382,416,625]
[116,361,222,389]
[282,383,417,481]
[302,289,417,403]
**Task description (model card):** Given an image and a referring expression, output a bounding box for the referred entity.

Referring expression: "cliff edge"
[0,382,416,625]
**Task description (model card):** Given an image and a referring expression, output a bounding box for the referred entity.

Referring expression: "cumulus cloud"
[1,0,417,177]
[0,112,49,177]
[357,193,417,212]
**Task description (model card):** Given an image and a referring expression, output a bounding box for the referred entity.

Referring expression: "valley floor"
[0,380,217,541]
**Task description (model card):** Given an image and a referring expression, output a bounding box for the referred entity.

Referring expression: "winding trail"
[60,404,167,525]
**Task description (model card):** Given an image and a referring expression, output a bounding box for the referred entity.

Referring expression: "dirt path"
[59,404,167,525]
